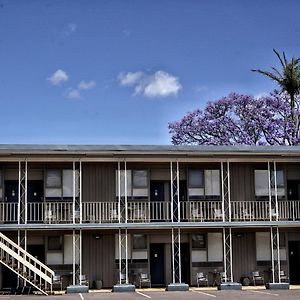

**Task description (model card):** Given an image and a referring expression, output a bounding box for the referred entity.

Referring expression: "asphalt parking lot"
[1,288,300,300]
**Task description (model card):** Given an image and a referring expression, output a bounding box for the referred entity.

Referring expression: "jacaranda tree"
[168,92,300,145]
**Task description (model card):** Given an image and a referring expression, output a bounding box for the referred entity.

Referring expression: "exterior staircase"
[0,232,54,295]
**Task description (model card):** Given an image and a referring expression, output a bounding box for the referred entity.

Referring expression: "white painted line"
[136,291,151,298]
[248,290,279,296]
[192,290,217,298]
[79,293,84,300]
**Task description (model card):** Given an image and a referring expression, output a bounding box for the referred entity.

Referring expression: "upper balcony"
[1,199,300,225]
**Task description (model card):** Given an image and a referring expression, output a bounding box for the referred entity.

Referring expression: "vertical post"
[268,161,272,222]
[273,161,279,222]
[24,160,28,224]
[125,228,128,284]
[73,162,76,224]
[79,161,82,224]
[125,161,128,224]
[222,228,233,282]
[18,161,21,225]
[118,161,121,224]
[79,229,82,284]
[73,230,76,285]
[118,228,122,284]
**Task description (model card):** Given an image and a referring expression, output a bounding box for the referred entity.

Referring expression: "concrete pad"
[218,282,242,290]
[112,284,135,292]
[166,283,189,291]
[66,285,89,293]
[266,282,290,290]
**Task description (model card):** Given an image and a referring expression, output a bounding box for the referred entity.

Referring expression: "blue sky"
[1,0,300,145]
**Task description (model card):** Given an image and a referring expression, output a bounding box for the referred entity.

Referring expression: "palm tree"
[252,49,300,110]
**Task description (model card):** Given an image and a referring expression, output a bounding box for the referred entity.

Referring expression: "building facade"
[0,145,299,291]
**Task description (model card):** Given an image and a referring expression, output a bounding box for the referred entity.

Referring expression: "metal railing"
[184,200,223,222]
[0,200,300,223]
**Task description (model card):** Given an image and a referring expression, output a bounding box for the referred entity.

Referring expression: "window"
[46,170,61,188]
[255,169,285,197]
[191,234,206,249]
[189,170,204,188]
[188,169,220,199]
[133,170,148,198]
[45,169,79,199]
[116,170,148,198]
[132,234,147,250]
[133,170,148,188]
[48,236,63,251]
[205,170,220,196]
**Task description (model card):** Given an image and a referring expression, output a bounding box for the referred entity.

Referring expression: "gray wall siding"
[232,232,256,281]
[231,163,255,202]
[82,163,116,202]
[82,234,115,288]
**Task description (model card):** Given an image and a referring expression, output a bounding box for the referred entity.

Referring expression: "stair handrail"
[0,232,54,277]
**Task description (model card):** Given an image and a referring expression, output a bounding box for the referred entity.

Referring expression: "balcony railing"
[0,200,300,224]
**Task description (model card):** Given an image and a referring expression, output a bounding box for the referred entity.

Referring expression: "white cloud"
[78,80,96,90]
[118,71,144,86]
[118,70,182,98]
[66,88,81,99]
[48,69,69,86]
[65,80,96,99]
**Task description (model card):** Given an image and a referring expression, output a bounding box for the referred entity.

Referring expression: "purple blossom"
[168,93,300,145]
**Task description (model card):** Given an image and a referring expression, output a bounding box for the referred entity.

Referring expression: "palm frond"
[273,49,285,68]
[251,69,282,83]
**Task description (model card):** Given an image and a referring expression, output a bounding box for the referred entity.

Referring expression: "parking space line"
[79,293,84,300]
[248,290,279,296]
[136,291,151,298]
[192,290,217,298]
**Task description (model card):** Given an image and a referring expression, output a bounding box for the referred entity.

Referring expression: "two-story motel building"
[0,144,299,292]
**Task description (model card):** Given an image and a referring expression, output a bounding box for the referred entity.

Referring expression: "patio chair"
[79,274,89,286]
[252,271,264,285]
[214,209,223,220]
[279,270,289,283]
[139,273,151,288]
[220,271,227,283]
[196,272,208,287]
[53,274,63,290]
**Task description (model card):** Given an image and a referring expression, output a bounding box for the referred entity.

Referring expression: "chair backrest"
[80,275,86,281]
[53,275,61,282]
[140,273,148,279]
[196,272,204,279]
[252,271,260,277]
[120,273,126,280]
[220,272,226,279]
[279,270,285,276]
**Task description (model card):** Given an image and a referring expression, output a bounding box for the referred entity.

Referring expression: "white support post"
[79,161,82,224]
[125,228,128,284]
[73,230,76,285]
[118,228,128,285]
[118,162,121,224]
[125,161,128,224]
[223,227,233,283]
[118,228,122,284]
[268,161,272,222]
[18,160,27,225]
[73,162,76,225]
[79,229,82,283]
[18,161,21,225]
